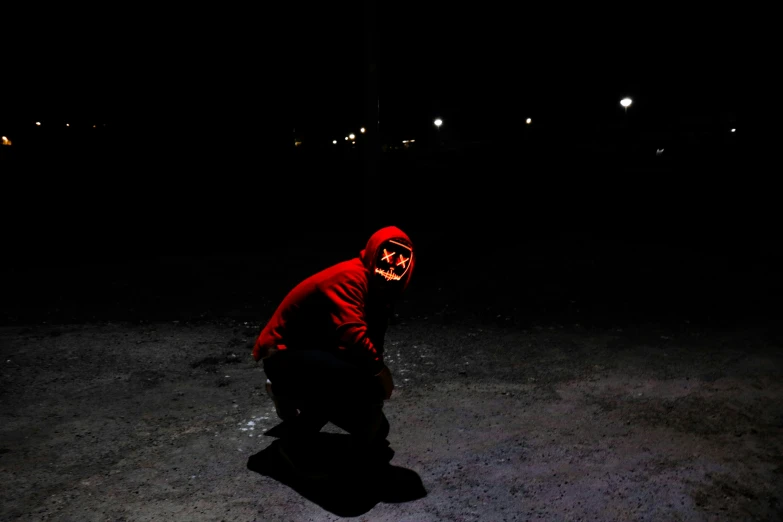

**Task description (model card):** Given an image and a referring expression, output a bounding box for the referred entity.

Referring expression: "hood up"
[360,225,415,292]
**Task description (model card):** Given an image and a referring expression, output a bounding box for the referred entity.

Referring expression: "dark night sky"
[3,3,750,142]
[2,3,762,252]
[1,3,777,327]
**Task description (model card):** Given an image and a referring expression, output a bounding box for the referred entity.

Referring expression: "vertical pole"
[363,0,380,236]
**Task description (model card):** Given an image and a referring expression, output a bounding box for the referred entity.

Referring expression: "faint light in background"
[360,127,366,134]
[349,133,356,140]
[93,125,97,128]
[526,118,532,124]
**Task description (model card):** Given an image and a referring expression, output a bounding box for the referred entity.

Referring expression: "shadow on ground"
[246,431,427,517]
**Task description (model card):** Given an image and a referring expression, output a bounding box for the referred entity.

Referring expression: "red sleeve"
[321,276,384,374]
[252,295,290,362]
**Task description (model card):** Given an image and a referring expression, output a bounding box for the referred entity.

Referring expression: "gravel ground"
[2,306,782,521]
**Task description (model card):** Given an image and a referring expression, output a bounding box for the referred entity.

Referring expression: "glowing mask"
[374,239,413,285]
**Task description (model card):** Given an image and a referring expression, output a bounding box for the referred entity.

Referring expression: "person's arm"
[322,278,386,375]
[322,276,396,399]
[375,364,394,400]
[252,311,286,362]
[366,301,394,398]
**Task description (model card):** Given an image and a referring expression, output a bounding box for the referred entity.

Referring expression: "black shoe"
[348,442,394,473]
[376,444,395,464]
[271,410,328,440]
[366,445,395,469]
[275,439,330,481]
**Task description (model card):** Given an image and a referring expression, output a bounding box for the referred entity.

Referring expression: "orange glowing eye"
[397,255,409,269]
[381,249,395,263]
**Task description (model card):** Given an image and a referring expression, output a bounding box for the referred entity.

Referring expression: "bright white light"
[434,118,443,128]
[333,140,338,144]
[526,118,532,124]
[35,122,41,126]
[66,123,70,127]
[620,98,632,108]
[349,133,356,140]
[345,137,349,141]
[360,127,366,134]
[731,128,736,133]
[351,141,356,144]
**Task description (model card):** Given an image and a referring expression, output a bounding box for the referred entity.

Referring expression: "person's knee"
[329,404,389,444]
[375,412,390,441]
[360,407,389,444]
[266,378,299,420]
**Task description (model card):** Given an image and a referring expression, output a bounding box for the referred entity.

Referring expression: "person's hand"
[375,365,394,400]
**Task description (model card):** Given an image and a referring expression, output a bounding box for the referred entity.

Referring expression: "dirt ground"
[2,246,783,521]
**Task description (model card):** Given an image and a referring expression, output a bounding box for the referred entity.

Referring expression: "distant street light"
[333,140,338,144]
[620,97,633,113]
[434,118,443,129]
[526,118,532,124]
[360,127,366,134]
[731,128,736,133]
[349,133,356,140]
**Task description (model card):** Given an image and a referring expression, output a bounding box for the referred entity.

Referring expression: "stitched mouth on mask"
[375,268,403,281]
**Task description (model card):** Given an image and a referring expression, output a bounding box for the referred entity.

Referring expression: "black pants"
[263,349,389,449]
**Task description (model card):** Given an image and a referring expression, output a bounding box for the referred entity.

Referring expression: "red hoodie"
[252,226,414,374]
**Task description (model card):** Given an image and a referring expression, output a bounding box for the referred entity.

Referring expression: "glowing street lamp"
[349,133,356,140]
[526,118,532,124]
[333,140,338,144]
[434,118,443,129]
[620,97,632,113]
[360,127,366,134]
